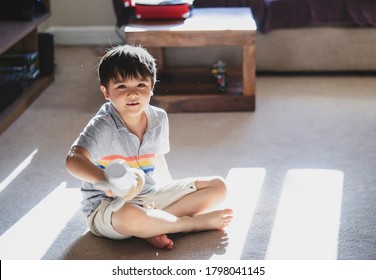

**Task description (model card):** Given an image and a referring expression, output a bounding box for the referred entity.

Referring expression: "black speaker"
[38,32,54,75]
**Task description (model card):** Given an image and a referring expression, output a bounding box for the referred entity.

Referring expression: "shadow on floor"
[62,230,230,260]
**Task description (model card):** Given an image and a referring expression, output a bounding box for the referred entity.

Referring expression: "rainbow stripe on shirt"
[95,154,155,174]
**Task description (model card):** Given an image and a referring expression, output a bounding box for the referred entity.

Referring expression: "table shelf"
[152,66,254,112]
[151,65,255,112]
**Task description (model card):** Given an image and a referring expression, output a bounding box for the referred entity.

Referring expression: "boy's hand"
[104,188,116,197]
[93,167,145,200]
[93,180,116,197]
[104,160,145,200]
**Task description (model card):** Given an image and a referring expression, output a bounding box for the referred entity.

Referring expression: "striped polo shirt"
[72,102,170,216]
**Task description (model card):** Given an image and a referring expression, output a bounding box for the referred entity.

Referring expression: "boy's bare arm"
[65,145,106,184]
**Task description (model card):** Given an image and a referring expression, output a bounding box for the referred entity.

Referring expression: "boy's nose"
[127,89,138,97]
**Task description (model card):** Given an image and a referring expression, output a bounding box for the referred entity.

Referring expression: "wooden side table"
[125,7,257,112]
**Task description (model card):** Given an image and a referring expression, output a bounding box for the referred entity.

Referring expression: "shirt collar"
[107,103,161,131]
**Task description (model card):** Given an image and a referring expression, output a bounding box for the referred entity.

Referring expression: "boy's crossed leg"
[111,177,233,249]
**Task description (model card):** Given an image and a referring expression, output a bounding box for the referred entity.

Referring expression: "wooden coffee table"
[125,7,257,112]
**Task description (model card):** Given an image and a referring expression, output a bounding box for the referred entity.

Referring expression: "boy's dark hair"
[98,45,157,88]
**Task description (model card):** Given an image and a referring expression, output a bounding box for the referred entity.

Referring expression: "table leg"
[242,44,256,97]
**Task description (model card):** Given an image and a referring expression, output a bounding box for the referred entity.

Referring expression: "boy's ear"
[100,85,110,100]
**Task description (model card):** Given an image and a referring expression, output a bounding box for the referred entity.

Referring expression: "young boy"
[65,45,233,250]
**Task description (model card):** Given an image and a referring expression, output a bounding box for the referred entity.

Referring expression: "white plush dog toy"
[95,159,145,211]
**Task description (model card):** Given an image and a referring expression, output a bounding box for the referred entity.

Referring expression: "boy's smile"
[127,102,140,106]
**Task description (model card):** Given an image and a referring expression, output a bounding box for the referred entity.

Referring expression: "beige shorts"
[87,178,197,239]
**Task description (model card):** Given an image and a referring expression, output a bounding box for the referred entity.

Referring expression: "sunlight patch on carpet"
[0,182,81,259]
[0,149,38,193]
[266,169,344,259]
[211,167,266,259]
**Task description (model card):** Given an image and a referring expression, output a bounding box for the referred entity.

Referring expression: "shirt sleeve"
[72,116,111,160]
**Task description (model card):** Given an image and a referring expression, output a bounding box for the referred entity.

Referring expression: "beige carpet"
[0,46,375,260]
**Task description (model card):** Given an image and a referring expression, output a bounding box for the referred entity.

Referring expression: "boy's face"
[101,75,153,118]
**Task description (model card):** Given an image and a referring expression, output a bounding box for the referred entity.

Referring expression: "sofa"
[194,0,376,72]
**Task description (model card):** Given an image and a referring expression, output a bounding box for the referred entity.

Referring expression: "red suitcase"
[134,0,194,20]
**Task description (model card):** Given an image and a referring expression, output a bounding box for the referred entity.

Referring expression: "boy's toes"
[225,208,233,214]
[144,234,174,250]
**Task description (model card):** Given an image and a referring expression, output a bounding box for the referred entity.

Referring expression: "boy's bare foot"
[144,234,174,250]
[188,209,233,232]
[143,209,233,249]
[217,209,233,230]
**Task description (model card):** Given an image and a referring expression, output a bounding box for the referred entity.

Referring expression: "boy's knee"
[211,176,228,196]
[112,204,147,237]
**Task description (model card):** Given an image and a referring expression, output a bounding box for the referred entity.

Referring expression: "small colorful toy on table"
[211,60,227,91]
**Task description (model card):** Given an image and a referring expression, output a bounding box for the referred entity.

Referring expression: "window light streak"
[0,182,82,260]
[0,149,38,193]
[266,169,344,259]
[211,168,266,259]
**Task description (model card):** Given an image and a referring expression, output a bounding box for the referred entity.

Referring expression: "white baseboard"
[46,26,124,45]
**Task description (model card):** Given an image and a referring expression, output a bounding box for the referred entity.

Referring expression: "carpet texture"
[0,46,375,260]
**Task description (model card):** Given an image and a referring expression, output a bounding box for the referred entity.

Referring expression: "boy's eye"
[138,83,146,88]
[117,84,126,89]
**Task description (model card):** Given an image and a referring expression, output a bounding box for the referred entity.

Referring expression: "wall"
[49,0,115,26]
[43,0,123,45]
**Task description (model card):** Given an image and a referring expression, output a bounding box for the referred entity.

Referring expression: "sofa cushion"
[344,0,376,26]
[263,0,354,32]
